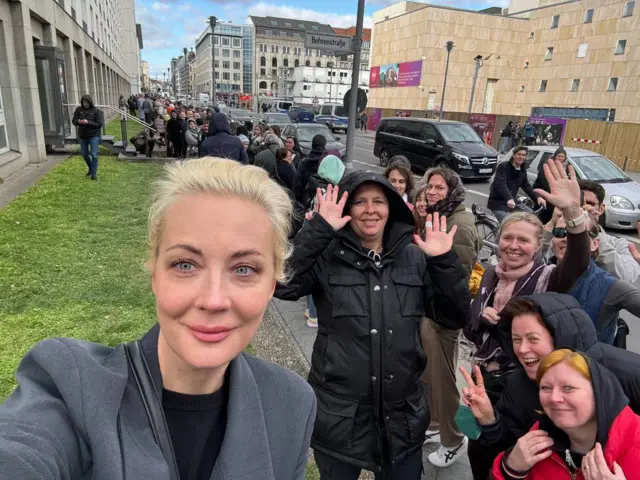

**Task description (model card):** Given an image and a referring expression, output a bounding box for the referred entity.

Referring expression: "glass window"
[540,80,548,92]
[222,37,230,46]
[222,49,230,57]
[285,22,292,27]
[572,155,630,182]
[608,77,618,91]
[525,150,541,171]
[233,62,240,69]
[214,36,219,45]
[36,57,56,134]
[260,68,266,75]
[437,123,483,142]
[578,43,588,58]
[615,39,627,54]
[296,125,337,142]
[321,105,332,115]
[570,79,580,91]
[298,23,305,29]
[234,50,240,58]
[233,38,241,48]
[623,1,635,17]
[551,15,559,28]
[545,47,554,60]
[223,72,230,80]
[270,20,277,26]
[0,86,8,153]
[584,8,594,23]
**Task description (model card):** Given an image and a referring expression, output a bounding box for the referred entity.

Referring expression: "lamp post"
[208,16,218,104]
[439,41,455,121]
[468,55,484,114]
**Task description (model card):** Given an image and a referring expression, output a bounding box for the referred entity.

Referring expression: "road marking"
[467,189,489,198]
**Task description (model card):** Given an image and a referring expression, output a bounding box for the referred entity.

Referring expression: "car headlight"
[453,152,469,165]
[610,195,634,210]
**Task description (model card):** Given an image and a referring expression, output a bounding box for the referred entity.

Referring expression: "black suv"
[373,118,499,180]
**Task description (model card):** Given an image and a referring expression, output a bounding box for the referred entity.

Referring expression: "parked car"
[281,123,346,160]
[289,105,315,123]
[228,108,253,124]
[263,112,293,130]
[501,145,640,230]
[373,118,499,179]
[315,104,349,133]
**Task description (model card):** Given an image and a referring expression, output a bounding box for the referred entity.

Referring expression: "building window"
[272,69,277,77]
[529,32,534,39]
[234,50,240,58]
[298,23,305,29]
[615,39,627,54]
[271,45,275,53]
[222,37,230,46]
[608,77,618,91]
[233,38,241,48]
[570,79,580,92]
[578,43,588,58]
[215,72,219,79]
[545,47,554,61]
[283,58,289,67]
[223,72,230,80]
[275,46,279,53]
[214,36,219,45]
[623,1,635,17]
[312,25,319,31]
[519,85,525,92]
[234,73,241,81]
[222,49,230,57]
[316,61,322,67]
[260,56,266,66]
[270,20,277,26]
[584,8,594,23]
[260,68,266,75]
[259,81,267,89]
[265,29,273,36]
[551,15,559,28]
[295,59,300,67]
[303,84,310,91]
[272,57,278,67]
[233,62,240,69]
[0,86,8,154]
[539,80,548,92]
[305,60,311,66]
[223,61,230,69]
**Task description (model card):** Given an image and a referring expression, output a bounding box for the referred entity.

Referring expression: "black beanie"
[312,134,327,149]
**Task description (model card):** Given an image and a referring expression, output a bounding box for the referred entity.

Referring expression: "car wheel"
[379,149,390,167]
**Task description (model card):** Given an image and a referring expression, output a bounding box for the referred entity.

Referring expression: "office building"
[288,66,370,105]
[0,0,143,179]
[369,0,639,122]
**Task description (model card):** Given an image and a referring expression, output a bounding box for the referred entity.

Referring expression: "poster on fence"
[369,60,423,88]
[469,113,496,146]
[528,117,567,145]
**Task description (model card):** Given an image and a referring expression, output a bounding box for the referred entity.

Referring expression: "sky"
[138,0,509,80]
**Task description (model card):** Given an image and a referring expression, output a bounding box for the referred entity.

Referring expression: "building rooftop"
[332,27,372,42]
[249,16,335,34]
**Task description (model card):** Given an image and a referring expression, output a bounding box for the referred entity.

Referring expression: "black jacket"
[480,292,640,448]
[166,115,186,140]
[275,171,471,471]
[293,147,325,206]
[254,144,278,176]
[487,160,538,212]
[274,161,296,193]
[200,114,248,163]
[72,95,104,139]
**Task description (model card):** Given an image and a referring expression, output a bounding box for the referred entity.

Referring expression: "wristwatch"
[565,210,587,228]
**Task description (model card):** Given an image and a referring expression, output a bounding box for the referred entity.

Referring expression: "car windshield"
[296,106,314,113]
[230,109,248,117]
[267,113,290,123]
[438,123,483,143]
[297,126,337,143]
[571,156,631,183]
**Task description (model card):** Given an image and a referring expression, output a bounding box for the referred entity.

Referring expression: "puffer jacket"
[254,144,278,176]
[275,171,470,471]
[199,113,248,163]
[493,358,640,480]
[480,293,640,449]
[72,94,104,139]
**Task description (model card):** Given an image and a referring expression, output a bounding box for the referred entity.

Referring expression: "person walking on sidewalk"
[360,111,368,132]
[276,173,470,479]
[72,94,104,181]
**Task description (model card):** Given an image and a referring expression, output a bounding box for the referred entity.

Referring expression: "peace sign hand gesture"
[414,212,458,257]
[460,365,496,425]
[317,184,351,231]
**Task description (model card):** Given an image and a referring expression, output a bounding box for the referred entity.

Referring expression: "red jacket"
[492,406,640,480]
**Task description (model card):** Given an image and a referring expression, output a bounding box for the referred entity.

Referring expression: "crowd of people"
[3,94,640,480]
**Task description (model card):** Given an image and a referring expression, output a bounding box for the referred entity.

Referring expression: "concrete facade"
[369,0,640,122]
[0,0,141,179]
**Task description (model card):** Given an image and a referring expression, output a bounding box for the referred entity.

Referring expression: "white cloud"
[246,2,373,28]
[151,1,171,11]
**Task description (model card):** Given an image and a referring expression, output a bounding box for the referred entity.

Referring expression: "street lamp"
[468,55,484,114]
[208,16,218,104]
[439,41,455,121]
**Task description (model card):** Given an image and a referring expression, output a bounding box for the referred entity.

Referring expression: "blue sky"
[137,0,509,79]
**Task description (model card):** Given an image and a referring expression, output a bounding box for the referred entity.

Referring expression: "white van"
[315,104,349,133]
[270,100,293,113]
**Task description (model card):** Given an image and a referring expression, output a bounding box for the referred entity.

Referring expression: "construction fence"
[367,108,640,173]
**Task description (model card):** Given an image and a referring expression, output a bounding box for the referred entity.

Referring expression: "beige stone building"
[369,0,639,122]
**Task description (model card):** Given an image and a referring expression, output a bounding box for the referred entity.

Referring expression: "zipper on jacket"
[550,452,580,480]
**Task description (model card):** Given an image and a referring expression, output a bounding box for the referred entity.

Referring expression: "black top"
[487,160,538,212]
[163,381,229,480]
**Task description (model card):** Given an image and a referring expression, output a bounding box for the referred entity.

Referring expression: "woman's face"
[254,126,262,136]
[499,221,540,269]
[285,137,295,151]
[151,193,276,372]
[426,174,449,205]
[387,169,407,196]
[555,153,566,163]
[349,184,389,243]
[415,191,428,218]
[285,150,292,162]
[511,314,555,380]
[539,362,596,431]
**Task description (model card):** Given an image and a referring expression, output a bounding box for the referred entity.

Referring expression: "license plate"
[479,168,492,173]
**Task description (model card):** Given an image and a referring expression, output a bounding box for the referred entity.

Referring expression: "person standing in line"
[500,121,514,154]
[143,94,154,125]
[166,109,186,159]
[72,94,104,181]
[137,94,145,122]
[360,110,368,132]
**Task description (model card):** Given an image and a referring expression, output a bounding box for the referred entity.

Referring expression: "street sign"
[305,33,353,54]
[312,96,319,104]
[343,88,368,113]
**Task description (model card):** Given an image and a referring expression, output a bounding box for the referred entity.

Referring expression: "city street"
[342,129,640,354]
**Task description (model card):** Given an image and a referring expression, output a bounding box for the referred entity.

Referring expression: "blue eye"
[235,265,256,276]
[174,261,194,272]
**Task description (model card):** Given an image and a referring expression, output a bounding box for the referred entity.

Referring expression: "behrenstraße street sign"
[305,33,353,54]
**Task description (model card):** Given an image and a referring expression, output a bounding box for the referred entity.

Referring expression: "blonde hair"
[536,349,591,385]
[499,212,544,248]
[148,157,293,281]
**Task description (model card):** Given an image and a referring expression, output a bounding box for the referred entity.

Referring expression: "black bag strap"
[124,341,180,480]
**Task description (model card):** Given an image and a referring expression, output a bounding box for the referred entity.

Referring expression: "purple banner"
[370,60,423,88]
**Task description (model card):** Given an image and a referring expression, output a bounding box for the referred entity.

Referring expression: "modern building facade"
[0,0,142,179]
[250,16,338,98]
[369,0,639,123]
[288,66,370,105]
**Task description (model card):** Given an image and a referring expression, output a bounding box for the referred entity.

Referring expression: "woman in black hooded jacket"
[275,172,470,478]
[462,292,640,479]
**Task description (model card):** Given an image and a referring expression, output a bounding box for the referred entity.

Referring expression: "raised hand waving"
[317,184,351,231]
[414,212,458,257]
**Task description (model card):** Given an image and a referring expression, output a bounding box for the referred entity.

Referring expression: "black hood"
[208,113,232,136]
[539,357,628,450]
[336,171,415,254]
[81,94,95,109]
[502,293,600,360]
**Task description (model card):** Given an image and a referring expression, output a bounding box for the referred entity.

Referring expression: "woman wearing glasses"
[542,210,640,345]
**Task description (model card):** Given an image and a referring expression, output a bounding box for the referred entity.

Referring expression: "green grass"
[0,156,164,400]
[305,457,321,480]
[104,116,145,142]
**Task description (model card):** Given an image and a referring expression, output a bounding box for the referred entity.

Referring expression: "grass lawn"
[0,155,163,400]
[104,115,145,142]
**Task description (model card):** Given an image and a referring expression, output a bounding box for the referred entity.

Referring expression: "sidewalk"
[266,297,474,480]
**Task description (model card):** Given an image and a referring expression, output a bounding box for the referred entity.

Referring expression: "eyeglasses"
[553,227,599,239]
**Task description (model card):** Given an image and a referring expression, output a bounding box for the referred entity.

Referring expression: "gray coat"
[0,325,316,480]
